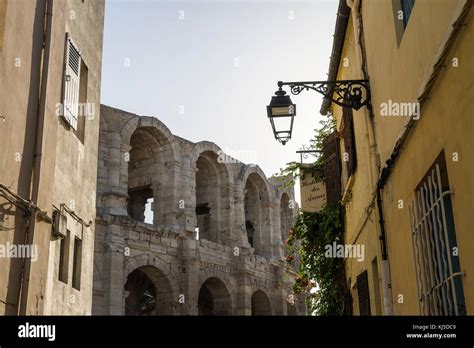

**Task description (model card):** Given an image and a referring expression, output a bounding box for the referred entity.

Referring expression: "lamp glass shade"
[267,90,296,145]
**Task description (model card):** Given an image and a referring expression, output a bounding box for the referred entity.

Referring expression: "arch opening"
[244,173,270,255]
[127,126,174,225]
[124,266,174,315]
[251,290,272,316]
[198,277,232,316]
[194,151,230,243]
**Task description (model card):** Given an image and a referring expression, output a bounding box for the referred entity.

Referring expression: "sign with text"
[300,166,326,212]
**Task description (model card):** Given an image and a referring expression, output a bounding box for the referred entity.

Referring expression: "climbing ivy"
[277,114,350,315]
[286,204,347,315]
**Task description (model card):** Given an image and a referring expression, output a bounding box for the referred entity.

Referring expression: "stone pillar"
[179,157,196,233]
[233,185,251,248]
[108,132,122,189]
[235,256,251,315]
[103,224,125,315]
[272,198,285,260]
[180,238,199,315]
[166,161,181,231]
[102,142,129,217]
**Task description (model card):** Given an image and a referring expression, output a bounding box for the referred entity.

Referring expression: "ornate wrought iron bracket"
[296,146,322,163]
[278,79,371,110]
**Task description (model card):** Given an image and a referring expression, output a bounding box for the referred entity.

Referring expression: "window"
[58,230,70,283]
[356,270,371,316]
[61,34,81,131]
[72,237,82,290]
[392,0,416,45]
[409,151,466,315]
[400,0,415,29]
[342,107,357,176]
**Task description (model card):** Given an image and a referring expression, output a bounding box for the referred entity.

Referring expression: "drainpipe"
[376,184,393,315]
[346,0,394,315]
[18,0,53,315]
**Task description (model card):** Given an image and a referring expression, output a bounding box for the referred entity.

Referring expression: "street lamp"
[267,79,370,145]
[266,82,296,145]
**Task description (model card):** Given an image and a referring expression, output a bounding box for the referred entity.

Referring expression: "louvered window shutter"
[322,131,342,205]
[61,35,81,130]
[357,270,371,316]
[343,107,357,175]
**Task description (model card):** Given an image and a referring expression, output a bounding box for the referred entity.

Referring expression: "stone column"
[235,257,251,315]
[180,238,199,315]
[103,224,125,315]
[108,132,122,189]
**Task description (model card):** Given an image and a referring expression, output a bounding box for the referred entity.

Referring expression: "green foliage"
[286,204,346,315]
[279,113,348,315]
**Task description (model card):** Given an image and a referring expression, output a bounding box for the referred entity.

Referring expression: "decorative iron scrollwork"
[296,145,322,164]
[281,80,371,110]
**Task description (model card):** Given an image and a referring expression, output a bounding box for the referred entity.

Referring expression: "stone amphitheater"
[92,105,307,315]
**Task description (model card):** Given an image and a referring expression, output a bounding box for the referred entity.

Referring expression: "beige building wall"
[0,0,104,315]
[331,12,384,316]
[0,0,39,315]
[361,0,474,315]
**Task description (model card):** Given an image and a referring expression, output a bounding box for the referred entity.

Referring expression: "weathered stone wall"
[92,105,306,315]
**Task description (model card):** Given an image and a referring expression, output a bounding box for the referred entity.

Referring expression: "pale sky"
[101,0,339,209]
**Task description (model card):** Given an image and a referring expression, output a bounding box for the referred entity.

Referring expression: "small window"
[356,270,371,316]
[72,237,82,290]
[392,0,416,45]
[342,107,357,176]
[400,0,415,29]
[58,230,70,284]
[61,34,81,130]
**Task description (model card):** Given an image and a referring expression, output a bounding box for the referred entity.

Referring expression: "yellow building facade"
[323,0,473,315]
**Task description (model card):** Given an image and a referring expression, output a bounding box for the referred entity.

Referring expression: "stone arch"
[186,142,233,244]
[198,277,233,316]
[124,265,175,315]
[251,290,273,315]
[238,165,273,256]
[198,265,237,297]
[120,116,181,227]
[123,254,180,301]
[279,192,293,243]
